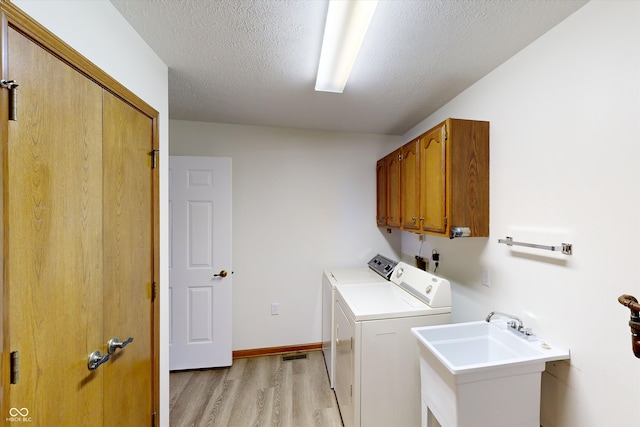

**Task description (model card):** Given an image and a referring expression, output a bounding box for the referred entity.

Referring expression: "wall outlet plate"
[482,268,491,287]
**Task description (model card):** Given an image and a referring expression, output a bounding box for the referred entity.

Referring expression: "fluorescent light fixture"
[315,0,378,93]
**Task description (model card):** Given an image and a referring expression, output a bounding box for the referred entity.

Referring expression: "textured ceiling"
[110,0,588,136]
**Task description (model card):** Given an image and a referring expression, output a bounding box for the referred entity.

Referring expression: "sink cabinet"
[377,118,489,238]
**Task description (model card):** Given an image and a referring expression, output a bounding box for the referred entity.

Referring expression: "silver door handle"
[88,351,110,370]
[108,337,133,355]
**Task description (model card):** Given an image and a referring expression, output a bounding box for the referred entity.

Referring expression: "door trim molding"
[0,0,158,118]
[0,0,161,421]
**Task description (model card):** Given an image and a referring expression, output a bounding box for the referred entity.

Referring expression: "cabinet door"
[385,150,401,228]
[335,301,354,427]
[376,158,387,225]
[401,139,420,230]
[420,123,447,234]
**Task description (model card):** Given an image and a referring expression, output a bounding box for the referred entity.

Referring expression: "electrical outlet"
[431,250,440,273]
[482,268,491,287]
[271,303,280,315]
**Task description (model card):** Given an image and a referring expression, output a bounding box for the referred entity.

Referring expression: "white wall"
[17,0,638,426]
[12,1,171,426]
[400,1,640,426]
[169,120,401,350]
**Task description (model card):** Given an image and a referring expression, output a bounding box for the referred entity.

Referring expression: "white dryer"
[334,262,452,427]
[322,254,397,388]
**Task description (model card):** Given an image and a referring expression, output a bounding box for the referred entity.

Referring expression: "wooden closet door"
[102,91,154,426]
[7,27,105,425]
[5,28,156,426]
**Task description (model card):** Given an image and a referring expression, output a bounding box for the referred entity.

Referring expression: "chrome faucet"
[485,311,536,340]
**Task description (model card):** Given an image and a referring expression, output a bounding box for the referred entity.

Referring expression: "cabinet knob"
[412,216,416,223]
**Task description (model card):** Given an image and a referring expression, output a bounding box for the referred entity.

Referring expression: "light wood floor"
[170,350,343,427]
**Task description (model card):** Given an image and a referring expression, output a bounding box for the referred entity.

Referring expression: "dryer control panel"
[367,254,398,280]
[391,262,451,308]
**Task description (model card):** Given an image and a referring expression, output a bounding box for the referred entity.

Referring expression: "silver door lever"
[88,351,110,370]
[108,337,134,355]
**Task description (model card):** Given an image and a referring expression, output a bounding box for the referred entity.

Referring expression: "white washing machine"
[322,254,397,388]
[334,262,451,427]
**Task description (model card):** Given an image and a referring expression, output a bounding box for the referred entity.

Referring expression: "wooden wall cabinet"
[376,158,387,226]
[376,148,401,228]
[377,118,489,238]
[400,139,420,231]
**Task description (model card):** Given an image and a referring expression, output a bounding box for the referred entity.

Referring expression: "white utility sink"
[413,320,569,375]
[411,320,570,427]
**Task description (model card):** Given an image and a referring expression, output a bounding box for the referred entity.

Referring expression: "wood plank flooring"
[170,350,343,427]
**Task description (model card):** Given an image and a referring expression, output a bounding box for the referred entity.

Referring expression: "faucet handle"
[521,328,537,341]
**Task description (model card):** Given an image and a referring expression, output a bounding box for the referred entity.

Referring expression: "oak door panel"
[102,91,154,426]
[385,150,401,228]
[400,140,420,230]
[7,27,105,425]
[420,124,447,234]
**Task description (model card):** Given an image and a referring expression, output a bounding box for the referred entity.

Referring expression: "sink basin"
[412,320,569,376]
[411,320,570,427]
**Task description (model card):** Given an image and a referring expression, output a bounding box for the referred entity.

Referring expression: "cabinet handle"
[412,216,416,223]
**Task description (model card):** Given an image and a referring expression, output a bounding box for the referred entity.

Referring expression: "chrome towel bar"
[498,236,573,255]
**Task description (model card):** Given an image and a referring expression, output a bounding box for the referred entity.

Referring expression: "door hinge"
[443,125,447,140]
[350,337,353,350]
[10,351,19,384]
[151,282,157,301]
[1,80,19,121]
[151,411,157,427]
[150,149,159,169]
[349,384,353,397]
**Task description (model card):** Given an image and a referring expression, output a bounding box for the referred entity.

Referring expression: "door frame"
[0,0,161,422]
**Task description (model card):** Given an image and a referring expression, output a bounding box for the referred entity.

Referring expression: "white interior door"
[169,156,232,370]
